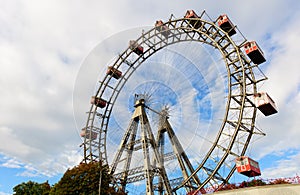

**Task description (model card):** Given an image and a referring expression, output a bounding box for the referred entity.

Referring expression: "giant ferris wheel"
[79,10,277,194]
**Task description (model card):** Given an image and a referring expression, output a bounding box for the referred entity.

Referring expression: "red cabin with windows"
[80,128,97,140]
[107,66,122,79]
[217,14,236,36]
[244,41,266,64]
[184,10,201,29]
[129,40,144,55]
[155,20,170,38]
[236,156,261,177]
[254,92,278,116]
[91,96,107,108]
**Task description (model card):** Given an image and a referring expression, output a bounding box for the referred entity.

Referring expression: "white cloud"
[0,127,40,159]
[0,1,87,178]
[262,152,300,179]
[252,90,300,159]
[236,10,300,181]
[249,11,300,162]
[0,147,82,178]
[0,0,299,192]
[0,157,23,169]
[263,17,300,106]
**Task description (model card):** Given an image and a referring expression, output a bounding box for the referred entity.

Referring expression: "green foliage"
[50,162,124,195]
[13,180,50,195]
[12,161,126,195]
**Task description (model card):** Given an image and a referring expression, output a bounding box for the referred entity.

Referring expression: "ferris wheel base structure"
[80,9,278,195]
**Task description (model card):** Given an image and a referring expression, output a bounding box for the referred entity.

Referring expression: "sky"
[0,0,300,194]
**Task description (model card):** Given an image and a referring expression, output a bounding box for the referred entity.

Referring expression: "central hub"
[134,98,146,107]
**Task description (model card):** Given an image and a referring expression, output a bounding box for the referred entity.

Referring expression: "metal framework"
[81,10,267,194]
[110,99,174,194]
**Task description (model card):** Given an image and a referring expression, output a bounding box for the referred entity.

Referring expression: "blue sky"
[1,0,300,194]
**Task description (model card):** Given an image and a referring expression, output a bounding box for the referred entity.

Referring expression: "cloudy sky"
[1,0,300,194]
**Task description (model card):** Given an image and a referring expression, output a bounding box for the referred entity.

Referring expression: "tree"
[50,161,125,195]
[13,180,50,195]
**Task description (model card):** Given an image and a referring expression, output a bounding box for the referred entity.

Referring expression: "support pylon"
[156,108,201,193]
[109,99,172,195]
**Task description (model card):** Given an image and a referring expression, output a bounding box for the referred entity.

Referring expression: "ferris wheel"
[79,10,277,194]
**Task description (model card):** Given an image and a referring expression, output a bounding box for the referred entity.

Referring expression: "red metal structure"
[155,20,170,38]
[184,10,201,28]
[80,128,98,140]
[107,66,122,80]
[244,41,266,64]
[90,96,107,108]
[236,156,261,177]
[217,14,236,36]
[129,40,144,55]
[254,92,278,116]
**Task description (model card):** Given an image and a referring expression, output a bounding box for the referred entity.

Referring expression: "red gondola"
[90,96,107,108]
[155,20,170,38]
[129,40,144,55]
[244,41,266,64]
[184,10,201,29]
[236,156,261,177]
[80,128,97,140]
[107,66,122,79]
[254,92,278,116]
[217,14,236,36]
